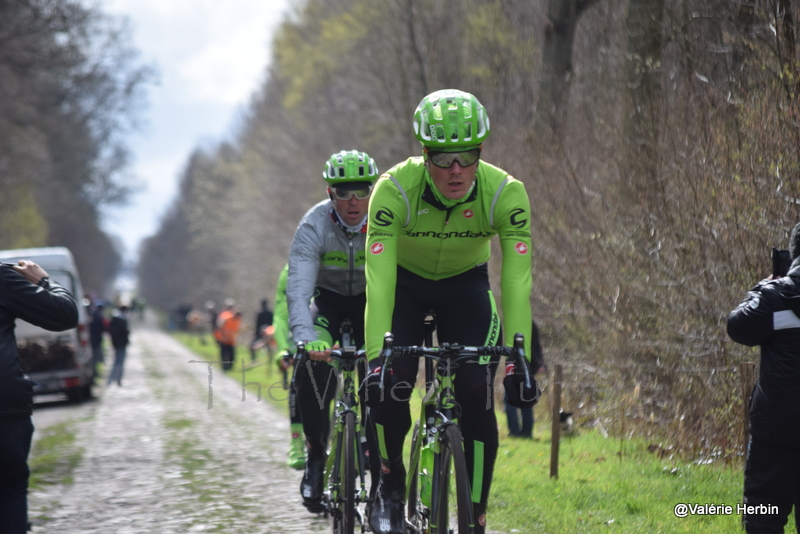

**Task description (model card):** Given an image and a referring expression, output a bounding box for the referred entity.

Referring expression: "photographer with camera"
[1,260,78,533]
[728,222,800,533]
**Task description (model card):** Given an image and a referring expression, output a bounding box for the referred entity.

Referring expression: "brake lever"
[513,333,533,389]
[379,332,394,388]
[290,341,306,390]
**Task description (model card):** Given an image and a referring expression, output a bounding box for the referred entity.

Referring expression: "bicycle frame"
[378,317,532,534]
[294,320,369,534]
[326,347,369,527]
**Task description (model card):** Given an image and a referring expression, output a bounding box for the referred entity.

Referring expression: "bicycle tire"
[430,424,474,534]
[332,410,357,534]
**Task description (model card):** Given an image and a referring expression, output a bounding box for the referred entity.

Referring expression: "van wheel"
[66,386,86,403]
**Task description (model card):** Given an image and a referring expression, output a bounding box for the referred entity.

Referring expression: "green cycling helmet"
[323,150,380,185]
[413,89,490,149]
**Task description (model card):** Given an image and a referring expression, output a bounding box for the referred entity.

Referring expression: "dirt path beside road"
[29,322,329,533]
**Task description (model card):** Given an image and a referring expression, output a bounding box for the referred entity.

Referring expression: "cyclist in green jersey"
[271,264,305,469]
[362,89,539,534]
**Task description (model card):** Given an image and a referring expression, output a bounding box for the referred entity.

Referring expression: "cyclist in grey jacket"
[287,150,380,513]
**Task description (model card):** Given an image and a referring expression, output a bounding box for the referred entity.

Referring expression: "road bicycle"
[376,315,532,534]
[295,320,370,534]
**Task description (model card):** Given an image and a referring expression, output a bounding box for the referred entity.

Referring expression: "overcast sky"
[100,0,291,263]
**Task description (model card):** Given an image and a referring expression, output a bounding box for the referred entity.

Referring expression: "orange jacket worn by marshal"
[215,310,242,345]
[364,156,532,360]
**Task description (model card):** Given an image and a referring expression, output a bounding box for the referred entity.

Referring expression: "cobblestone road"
[29,321,330,533]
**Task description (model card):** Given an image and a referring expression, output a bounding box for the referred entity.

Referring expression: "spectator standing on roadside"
[89,302,107,381]
[504,320,545,439]
[204,300,217,345]
[727,221,800,534]
[0,259,78,533]
[214,299,242,371]
[107,305,131,386]
[250,299,274,361]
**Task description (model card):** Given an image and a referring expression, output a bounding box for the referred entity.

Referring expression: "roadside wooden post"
[740,362,756,455]
[550,364,563,479]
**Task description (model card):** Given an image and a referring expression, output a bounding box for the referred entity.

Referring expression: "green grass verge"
[490,431,747,533]
[173,332,292,413]
[172,332,761,533]
[29,421,83,489]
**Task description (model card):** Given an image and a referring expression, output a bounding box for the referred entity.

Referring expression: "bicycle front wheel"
[430,424,474,534]
[332,410,357,534]
[406,421,423,529]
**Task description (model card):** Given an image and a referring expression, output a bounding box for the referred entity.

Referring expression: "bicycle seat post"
[423,311,436,429]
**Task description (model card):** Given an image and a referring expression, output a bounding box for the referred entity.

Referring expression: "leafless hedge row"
[138,0,800,453]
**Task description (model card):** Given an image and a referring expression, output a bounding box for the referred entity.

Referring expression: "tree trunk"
[536,0,599,135]
[624,0,665,191]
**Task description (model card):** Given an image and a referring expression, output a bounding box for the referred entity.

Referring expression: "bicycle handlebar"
[294,341,366,363]
[378,332,533,389]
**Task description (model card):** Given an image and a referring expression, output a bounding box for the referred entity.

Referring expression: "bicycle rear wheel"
[332,410,357,534]
[430,424,474,534]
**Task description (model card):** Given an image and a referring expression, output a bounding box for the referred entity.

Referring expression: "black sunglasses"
[427,148,481,168]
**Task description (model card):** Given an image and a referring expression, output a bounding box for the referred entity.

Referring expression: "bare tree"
[536,0,602,134]
[139,0,800,456]
[0,0,152,293]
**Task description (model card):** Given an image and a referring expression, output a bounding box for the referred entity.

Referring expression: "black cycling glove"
[360,359,399,408]
[503,362,540,408]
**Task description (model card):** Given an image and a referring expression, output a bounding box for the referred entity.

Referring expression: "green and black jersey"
[272,264,292,354]
[365,156,532,360]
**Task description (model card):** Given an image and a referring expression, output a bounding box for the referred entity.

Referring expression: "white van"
[0,246,93,401]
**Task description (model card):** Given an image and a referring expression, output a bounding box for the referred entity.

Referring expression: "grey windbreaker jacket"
[287,200,367,344]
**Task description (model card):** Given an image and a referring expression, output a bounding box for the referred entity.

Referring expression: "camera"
[772,247,792,278]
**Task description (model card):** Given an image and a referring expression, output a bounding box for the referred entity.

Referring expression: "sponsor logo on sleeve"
[374,208,395,227]
[509,208,528,229]
[515,242,528,255]
[370,242,385,255]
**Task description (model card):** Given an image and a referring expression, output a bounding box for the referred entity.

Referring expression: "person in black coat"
[107,305,130,386]
[89,303,107,380]
[503,320,545,438]
[0,260,78,533]
[250,299,273,361]
[728,222,800,534]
